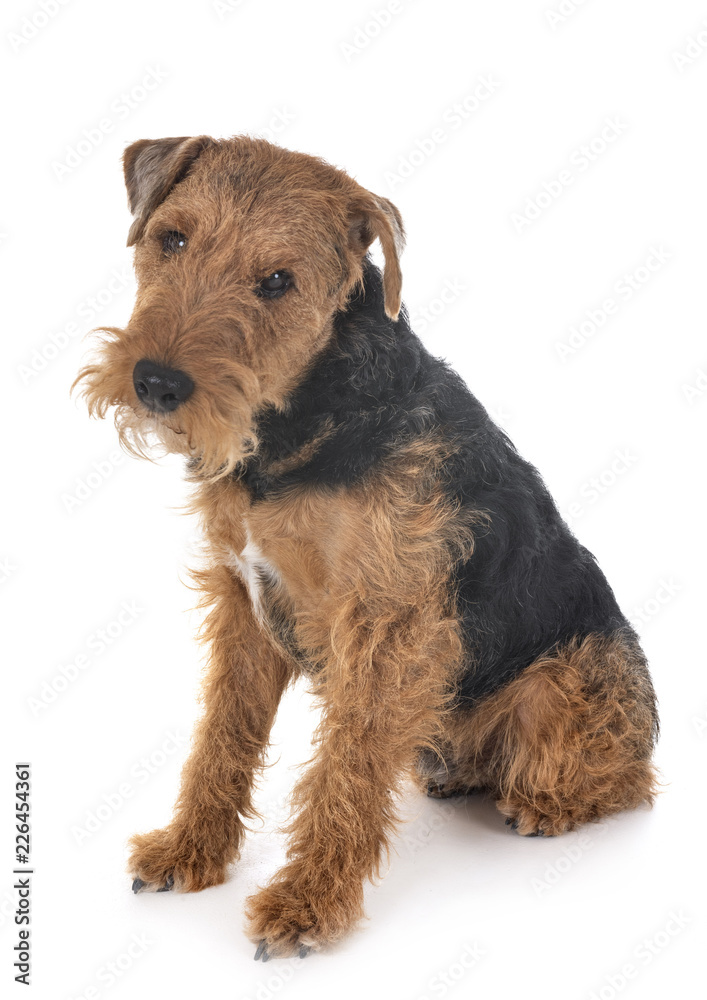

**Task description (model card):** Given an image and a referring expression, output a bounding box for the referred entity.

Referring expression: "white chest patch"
[227,531,279,620]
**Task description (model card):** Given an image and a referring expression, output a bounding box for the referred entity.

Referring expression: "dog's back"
[238,257,640,707]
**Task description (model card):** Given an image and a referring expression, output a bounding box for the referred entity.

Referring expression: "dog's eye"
[257,271,293,299]
[162,231,187,255]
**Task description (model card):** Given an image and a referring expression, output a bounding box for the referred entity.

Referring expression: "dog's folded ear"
[123,136,214,246]
[347,192,405,321]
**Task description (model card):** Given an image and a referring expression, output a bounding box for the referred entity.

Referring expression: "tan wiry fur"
[417,630,659,836]
[72,134,659,958]
[74,138,404,481]
[127,437,479,951]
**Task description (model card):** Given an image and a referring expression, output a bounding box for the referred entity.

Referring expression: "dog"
[74,135,659,960]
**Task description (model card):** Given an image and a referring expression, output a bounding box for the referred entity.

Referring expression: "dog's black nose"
[133,360,195,413]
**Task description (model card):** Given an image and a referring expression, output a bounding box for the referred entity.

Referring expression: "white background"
[3,1,706,998]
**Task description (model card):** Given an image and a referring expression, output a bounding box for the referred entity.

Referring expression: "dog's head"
[73,136,404,479]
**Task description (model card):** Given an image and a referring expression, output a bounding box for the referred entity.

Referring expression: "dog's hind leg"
[424,628,659,836]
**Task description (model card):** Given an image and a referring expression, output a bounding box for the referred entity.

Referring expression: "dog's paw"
[245,872,361,960]
[498,801,577,837]
[128,825,230,894]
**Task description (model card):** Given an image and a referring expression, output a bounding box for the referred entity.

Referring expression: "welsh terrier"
[74,135,659,959]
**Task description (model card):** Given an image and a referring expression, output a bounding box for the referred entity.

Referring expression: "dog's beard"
[74,333,262,481]
[109,403,259,480]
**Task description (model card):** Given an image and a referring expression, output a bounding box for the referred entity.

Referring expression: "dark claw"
[132,878,146,894]
[505,818,518,831]
[157,874,174,892]
[253,940,311,961]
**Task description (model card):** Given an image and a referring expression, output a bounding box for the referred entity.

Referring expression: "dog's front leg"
[246,596,457,958]
[128,563,293,893]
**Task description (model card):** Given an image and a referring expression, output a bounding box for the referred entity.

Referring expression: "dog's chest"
[227,530,280,621]
[225,502,333,661]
